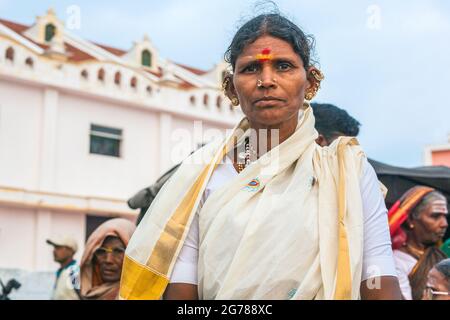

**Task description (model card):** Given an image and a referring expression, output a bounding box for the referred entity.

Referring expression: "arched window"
[142,50,152,67]
[98,68,105,81]
[190,96,196,106]
[25,57,34,68]
[130,77,137,88]
[81,69,88,79]
[203,94,209,107]
[114,71,121,85]
[45,23,56,42]
[216,96,222,109]
[5,47,14,62]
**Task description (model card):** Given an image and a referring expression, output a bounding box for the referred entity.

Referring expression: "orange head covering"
[388,186,435,249]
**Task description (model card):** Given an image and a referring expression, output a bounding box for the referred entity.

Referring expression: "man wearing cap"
[46,236,80,300]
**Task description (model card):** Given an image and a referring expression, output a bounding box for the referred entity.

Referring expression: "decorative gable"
[23,8,66,59]
[122,34,159,73]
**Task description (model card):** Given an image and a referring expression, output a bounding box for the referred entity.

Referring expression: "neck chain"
[236,137,255,173]
[405,243,425,259]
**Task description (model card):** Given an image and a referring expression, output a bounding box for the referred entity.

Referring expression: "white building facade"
[0,9,241,275]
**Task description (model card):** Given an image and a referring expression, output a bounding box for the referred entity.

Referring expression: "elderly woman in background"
[423,258,450,300]
[120,12,402,300]
[80,218,135,300]
[389,186,448,300]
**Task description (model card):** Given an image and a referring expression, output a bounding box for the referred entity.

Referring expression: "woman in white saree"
[119,13,402,300]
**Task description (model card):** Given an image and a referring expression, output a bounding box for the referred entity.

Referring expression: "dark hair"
[311,103,361,140]
[409,247,447,300]
[434,258,450,286]
[224,13,315,71]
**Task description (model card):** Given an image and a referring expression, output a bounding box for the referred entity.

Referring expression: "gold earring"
[305,69,325,101]
[231,96,239,106]
[222,77,230,92]
[311,69,325,82]
[302,101,310,110]
[305,90,315,101]
[409,224,414,229]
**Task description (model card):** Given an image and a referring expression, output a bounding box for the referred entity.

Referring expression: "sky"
[1,0,449,167]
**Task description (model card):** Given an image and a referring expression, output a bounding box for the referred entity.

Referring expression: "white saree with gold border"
[119,107,366,300]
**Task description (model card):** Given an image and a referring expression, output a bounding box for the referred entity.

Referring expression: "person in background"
[422,258,450,300]
[80,218,135,300]
[129,163,181,226]
[46,236,80,300]
[441,237,450,257]
[389,186,448,299]
[310,102,361,147]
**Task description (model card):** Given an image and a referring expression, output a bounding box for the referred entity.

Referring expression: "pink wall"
[56,93,160,199]
[0,206,36,269]
[432,150,450,167]
[0,205,86,271]
[0,80,42,189]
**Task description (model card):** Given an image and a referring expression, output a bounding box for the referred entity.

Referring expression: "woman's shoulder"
[316,136,367,178]
[392,249,417,272]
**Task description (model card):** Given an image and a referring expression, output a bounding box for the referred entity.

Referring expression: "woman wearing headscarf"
[389,186,448,300]
[120,12,402,300]
[80,218,135,300]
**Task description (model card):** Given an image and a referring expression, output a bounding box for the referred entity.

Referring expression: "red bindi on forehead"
[256,47,273,62]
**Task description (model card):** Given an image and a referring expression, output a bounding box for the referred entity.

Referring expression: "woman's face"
[423,267,450,300]
[410,198,448,246]
[231,35,312,127]
[94,236,126,283]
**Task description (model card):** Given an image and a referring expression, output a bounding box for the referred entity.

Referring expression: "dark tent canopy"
[368,159,450,208]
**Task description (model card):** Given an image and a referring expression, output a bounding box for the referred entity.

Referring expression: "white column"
[33,210,53,271]
[34,89,59,271]
[38,88,59,192]
[423,147,433,166]
[77,212,87,262]
[159,113,172,174]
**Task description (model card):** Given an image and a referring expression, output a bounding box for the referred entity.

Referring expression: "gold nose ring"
[257,79,263,87]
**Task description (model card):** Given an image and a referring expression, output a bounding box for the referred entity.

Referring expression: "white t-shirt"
[52,261,80,300]
[392,250,417,300]
[170,157,397,285]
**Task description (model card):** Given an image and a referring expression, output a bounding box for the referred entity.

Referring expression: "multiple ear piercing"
[305,69,324,101]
